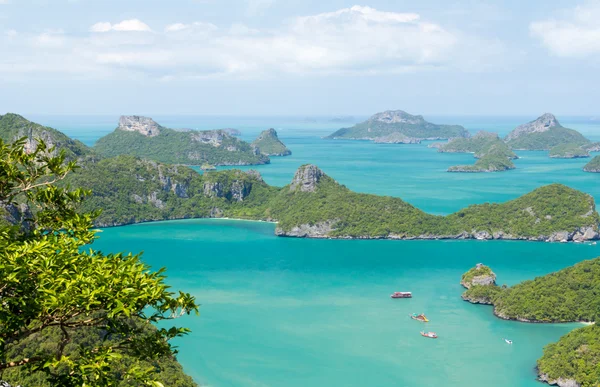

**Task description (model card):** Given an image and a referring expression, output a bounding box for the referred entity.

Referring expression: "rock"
[147,191,165,209]
[203,181,224,198]
[230,180,251,202]
[251,128,292,156]
[428,142,445,149]
[538,373,581,387]
[191,130,229,147]
[461,263,497,289]
[221,128,241,136]
[373,132,421,144]
[289,165,324,193]
[118,116,161,137]
[0,202,33,233]
[276,220,337,237]
[131,194,144,204]
[245,170,264,182]
[505,113,560,142]
[372,110,427,125]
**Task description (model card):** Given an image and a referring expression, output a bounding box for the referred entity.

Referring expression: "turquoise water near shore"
[34,115,600,386]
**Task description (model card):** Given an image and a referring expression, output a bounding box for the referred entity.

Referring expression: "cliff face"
[118,116,161,137]
[0,113,91,160]
[289,164,324,193]
[94,116,270,166]
[505,113,560,142]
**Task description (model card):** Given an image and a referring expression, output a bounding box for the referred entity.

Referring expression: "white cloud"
[0,5,503,81]
[90,19,151,33]
[530,2,600,57]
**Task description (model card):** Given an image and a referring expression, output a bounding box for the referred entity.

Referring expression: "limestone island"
[441,131,518,172]
[94,115,270,166]
[2,114,599,243]
[505,113,594,159]
[584,156,600,173]
[251,128,291,156]
[460,259,600,387]
[326,110,469,142]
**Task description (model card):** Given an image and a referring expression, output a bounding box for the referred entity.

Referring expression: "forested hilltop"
[326,110,469,141]
[62,160,600,242]
[94,115,270,166]
[460,261,600,387]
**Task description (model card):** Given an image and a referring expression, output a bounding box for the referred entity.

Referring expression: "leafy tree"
[0,138,198,387]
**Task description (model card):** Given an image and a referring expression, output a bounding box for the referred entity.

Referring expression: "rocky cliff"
[373,132,421,144]
[94,116,270,166]
[289,164,324,192]
[505,114,591,150]
[118,115,161,137]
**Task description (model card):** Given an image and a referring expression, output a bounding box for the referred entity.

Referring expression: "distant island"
[584,156,600,173]
[326,110,469,142]
[439,131,518,172]
[460,260,600,387]
[251,128,292,156]
[94,115,270,166]
[1,114,598,242]
[435,113,598,172]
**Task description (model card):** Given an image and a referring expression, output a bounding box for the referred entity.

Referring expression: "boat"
[503,338,513,345]
[420,331,438,339]
[390,291,412,299]
[410,313,429,322]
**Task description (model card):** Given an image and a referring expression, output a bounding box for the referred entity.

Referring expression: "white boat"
[503,338,513,344]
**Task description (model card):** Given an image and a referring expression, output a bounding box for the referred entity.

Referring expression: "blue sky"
[1,0,599,115]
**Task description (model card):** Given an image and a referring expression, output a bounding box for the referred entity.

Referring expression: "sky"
[1,0,600,116]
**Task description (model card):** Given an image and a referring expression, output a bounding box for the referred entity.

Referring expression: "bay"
[35,114,600,386]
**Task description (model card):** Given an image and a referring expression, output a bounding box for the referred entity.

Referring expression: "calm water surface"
[34,115,600,386]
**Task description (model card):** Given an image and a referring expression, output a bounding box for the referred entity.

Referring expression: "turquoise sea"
[36,115,600,386]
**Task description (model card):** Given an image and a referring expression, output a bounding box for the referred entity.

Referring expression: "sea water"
[36,115,600,386]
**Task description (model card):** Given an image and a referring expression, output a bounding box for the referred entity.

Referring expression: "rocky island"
[549,143,590,158]
[583,156,600,173]
[326,110,469,142]
[505,113,591,152]
[251,128,291,156]
[94,115,269,166]
[460,259,600,387]
[2,114,599,243]
[441,131,518,172]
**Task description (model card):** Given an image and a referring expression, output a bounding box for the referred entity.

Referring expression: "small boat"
[391,291,412,299]
[410,313,429,322]
[503,338,513,345]
[420,331,438,339]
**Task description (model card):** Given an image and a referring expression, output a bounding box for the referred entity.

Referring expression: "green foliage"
[439,132,517,159]
[549,143,590,158]
[583,156,600,173]
[64,156,279,226]
[327,111,468,140]
[0,113,91,160]
[537,324,600,387]
[0,139,198,386]
[506,126,590,150]
[493,258,600,322]
[446,184,599,238]
[444,133,517,172]
[462,284,503,304]
[448,153,516,172]
[461,265,494,285]
[251,129,291,156]
[94,127,269,166]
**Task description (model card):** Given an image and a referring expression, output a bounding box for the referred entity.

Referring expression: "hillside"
[461,259,600,323]
[442,132,518,172]
[94,116,270,166]
[537,324,600,387]
[326,110,469,141]
[584,156,600,173]
[251,128,291,156]
[505,113,590,150]
[0,113,91,160]
[549,143,591,158]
